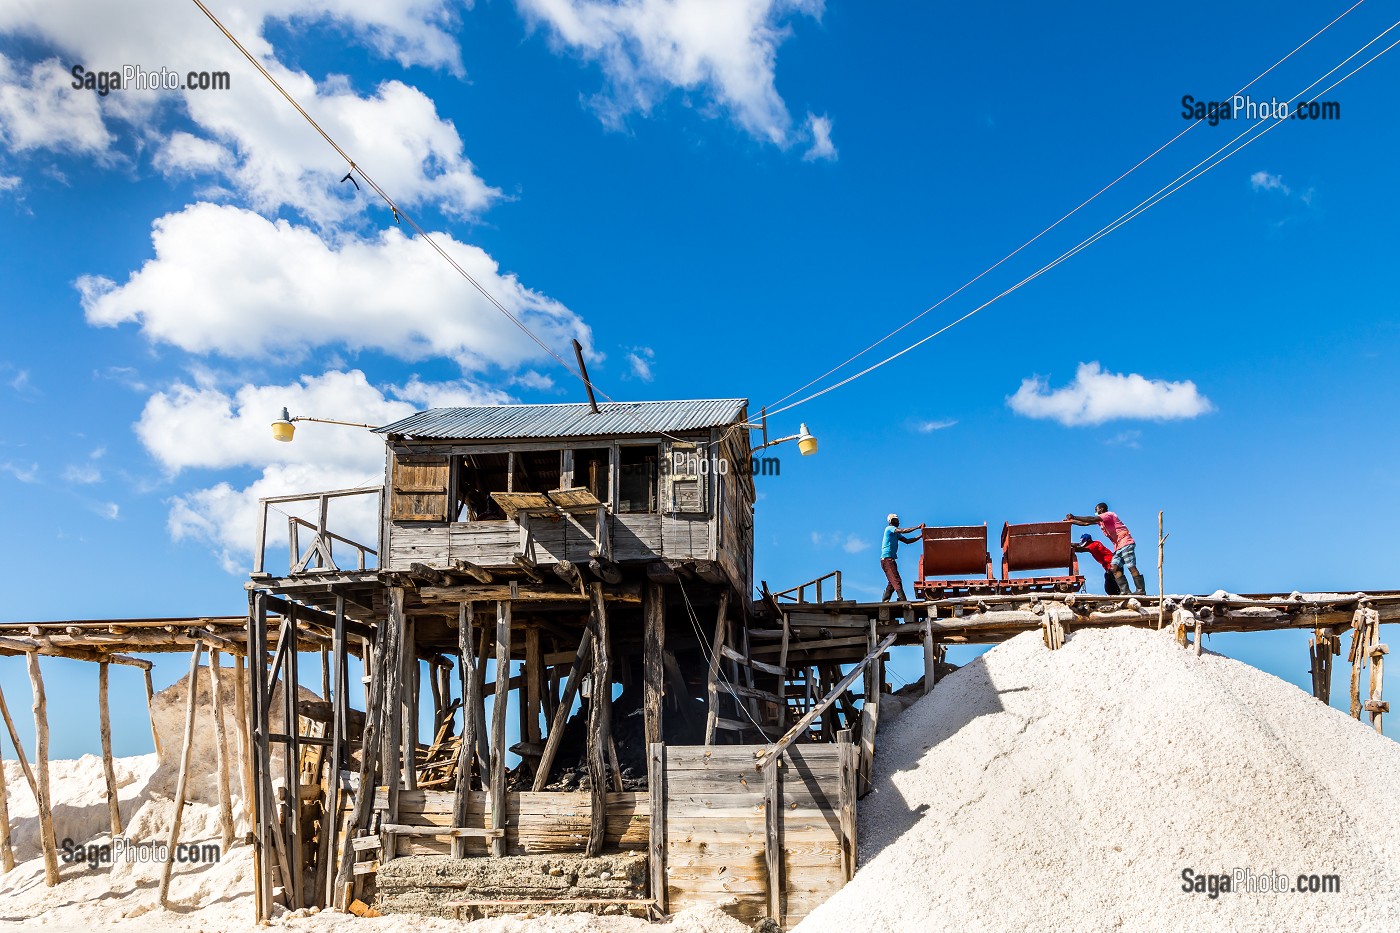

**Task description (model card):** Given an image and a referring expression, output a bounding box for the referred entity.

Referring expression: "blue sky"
[1,0,1398,758]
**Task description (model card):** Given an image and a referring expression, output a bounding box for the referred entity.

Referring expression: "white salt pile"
[797,626,1400,933]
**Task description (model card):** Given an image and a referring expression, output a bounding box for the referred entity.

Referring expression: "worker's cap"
[1079,533,1092,545]
[887,513,899,523]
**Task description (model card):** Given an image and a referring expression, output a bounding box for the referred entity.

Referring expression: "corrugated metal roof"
[375,398,749,440]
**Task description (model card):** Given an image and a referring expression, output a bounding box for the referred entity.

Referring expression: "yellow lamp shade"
[272,407,296,442]
[796,424,818,456]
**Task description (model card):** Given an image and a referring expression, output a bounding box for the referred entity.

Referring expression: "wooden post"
[380,587,406,863]
[920,609,936,694]
[763,757,783,925]
[209,651,235,852]
[777,610,790,729]
[97,661,123,838]
[857,622,884,797]
[336,602,388,907]
[233,652,254,838]
[837,730,857,882]
[143,667,162,758]
[704,591,730,747]
[1157,510,1165,628]
[402,616,418,791]
[0,716,10,872]
[159,640,206,906]
[533,627,594,792]
[452,601,479,858]
[0,684,37,805]
[320,594,348,907]
[586,583,611,856]
[647,743,667,912]
[489,600,511,858]
[26,652,59,886]
[1349,608,1366,720]
[525,625,543,748]
[643,581,666,749]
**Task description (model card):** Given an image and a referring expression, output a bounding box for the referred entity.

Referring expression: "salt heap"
[797,626,1400,933]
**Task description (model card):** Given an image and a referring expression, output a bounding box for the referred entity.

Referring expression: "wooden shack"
[242,397,863,926]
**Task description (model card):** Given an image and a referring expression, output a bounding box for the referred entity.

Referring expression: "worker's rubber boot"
[1113,571,1131,594]
[881,585,895,602]
[1130,569,1146,595]
[895,589,908,603]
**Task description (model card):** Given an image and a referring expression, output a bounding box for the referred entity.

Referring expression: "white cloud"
[98,502,119,520]
[0,55,113,155]
[627,347,655,381]
[1250,170,1289,194]
[0,1,490,225]
[139,368,501,570]
[0,173,20,191]
[518,0,823,145]
[64,463,102,484]
[802,112,835,161]
[1,461,39,483]
[1008,362,1213,427]
[913,418,957,433]
[841,534,868,554]
[79,203,592,372]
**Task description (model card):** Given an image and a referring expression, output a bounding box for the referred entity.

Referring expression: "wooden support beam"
[159,640,205,905]
[489,601,511,858]
[763,758,783,925]
[587,553,623,585]
[453,602,479,858]
[418,582,641,605]
[209,650,234,852]
[525,626,543,752]
[0,708,10,872]
[336,602,388,907]
[97,662,123,838]
[920,612,937,695]
[532,628,594,791]
[402,617,419,791]
[646,561,679,585]
[586,582,611,856]
[450,559,495,584]
[408,562,450,586]
[647,743,666,912]
[0,636,152,669]
[512,553,545,584]
[380,587,406,865]
[552,560,581,589]
[643,581,665,749]
[704,591,730,747]
[0,683,37,804]
[754,634,897,772]
[25,653,59,887]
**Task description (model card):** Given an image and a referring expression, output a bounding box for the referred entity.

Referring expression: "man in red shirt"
[1067,502,1145,595]
[1073,533,1120,595]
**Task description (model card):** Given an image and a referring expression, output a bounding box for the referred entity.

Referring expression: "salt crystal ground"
[797,626,1400,933]
[5,626,1399,932]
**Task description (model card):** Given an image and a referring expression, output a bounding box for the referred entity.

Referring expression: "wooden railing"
[772,569,843,604]
[253,487,381,576]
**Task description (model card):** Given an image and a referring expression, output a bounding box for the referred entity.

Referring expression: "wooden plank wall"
[373,789,649,857]
[387,515,713,571]
[662,744,853,926]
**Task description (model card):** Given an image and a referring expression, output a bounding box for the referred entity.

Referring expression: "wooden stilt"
[921,613,937,695]
[1157,510,1166,628]
[525,625,543,749]
[704,591,730,747]
[98,661,123,837]
[0,713,11,872]
[453,602,479,858]
[777,609,790,729]
[402,616,418,791]
[380,587,406,864]
[209,650,235,852]
[647,743,666,912]
[26,652,59,886]
[233,652,254,838]
[533,627,594,792]
[0,684,37,805]
[587,583,611,856]
[1349,607,1366,720]
[144,667,162,758]
[159,640,205,906]
[489,600,511,858]
[321,646,331,710]
[643,581,665,749]
[856,622,883,798]
[763,758,783,925]
[336,601,389,907]
[320,595,348,907]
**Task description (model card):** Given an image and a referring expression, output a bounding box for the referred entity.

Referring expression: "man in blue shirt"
[881,513,925,602]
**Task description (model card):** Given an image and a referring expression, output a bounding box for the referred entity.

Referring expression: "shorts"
[1110,543,1138,574]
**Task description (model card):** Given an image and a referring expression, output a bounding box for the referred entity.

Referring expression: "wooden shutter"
[390,455,450,521]
[666,442,707,514]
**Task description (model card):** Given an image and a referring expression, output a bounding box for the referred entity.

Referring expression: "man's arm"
[899,534,920,544]
[896,524,924,535]
[1065,513,1101,526]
